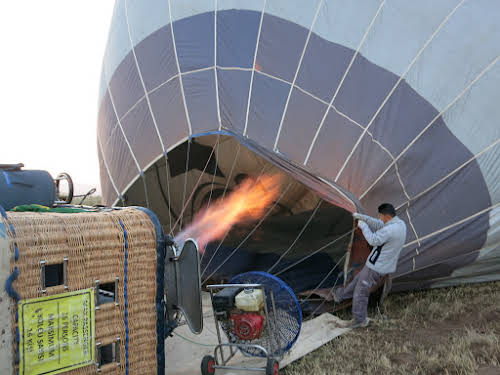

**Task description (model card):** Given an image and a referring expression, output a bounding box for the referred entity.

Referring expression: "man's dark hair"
[378,203,396,217]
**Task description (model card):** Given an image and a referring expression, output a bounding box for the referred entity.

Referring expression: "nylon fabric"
[98,2,500,293]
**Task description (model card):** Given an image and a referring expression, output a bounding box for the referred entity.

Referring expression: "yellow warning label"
[18,289,95,375]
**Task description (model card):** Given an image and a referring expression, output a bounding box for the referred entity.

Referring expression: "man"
[333,203,407,328]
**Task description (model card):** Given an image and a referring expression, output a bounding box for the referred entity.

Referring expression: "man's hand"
[353,213,367,228]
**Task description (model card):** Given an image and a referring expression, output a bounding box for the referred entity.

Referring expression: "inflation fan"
[202,271,302,375]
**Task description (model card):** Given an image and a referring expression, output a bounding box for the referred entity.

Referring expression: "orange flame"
[175,174,282,253]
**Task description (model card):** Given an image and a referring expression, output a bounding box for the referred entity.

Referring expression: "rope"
[0,206,19,262]
[164,156,174,232]
[119,220,130,375]
[204,134,221,211]
[305,222,355,317]
[172,331,217,347]
[308,272,343,318]
[242,0,266,136]
[300,253,346,306]
[220,142,242,202]
[97,135,125,205]
[179,139,192,231]
[198,136,225,266]
[267,200,322,273]
[5,267,20,301]
[169,141,218,236]
[274,229,354,277]
[154,162,178,223]
[0,205,21,361]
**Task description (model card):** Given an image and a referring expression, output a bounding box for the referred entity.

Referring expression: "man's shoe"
[350,318,370,329]
[331,288,342,303]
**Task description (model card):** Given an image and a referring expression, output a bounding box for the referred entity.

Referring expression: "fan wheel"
[266,359,279,375]
[201,355,216,375]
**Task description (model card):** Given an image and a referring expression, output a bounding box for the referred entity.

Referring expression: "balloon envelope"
[98,0,500,292]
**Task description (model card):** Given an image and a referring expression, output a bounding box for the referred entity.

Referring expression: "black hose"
[75,188,97,205]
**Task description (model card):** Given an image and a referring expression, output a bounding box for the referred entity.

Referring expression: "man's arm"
[358,221,390,247]
[353,213,384,232]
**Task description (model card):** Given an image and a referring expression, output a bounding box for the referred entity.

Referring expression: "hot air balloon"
[97,0,500,302]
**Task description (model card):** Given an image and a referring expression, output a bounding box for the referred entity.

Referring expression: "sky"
[0,1,115,194]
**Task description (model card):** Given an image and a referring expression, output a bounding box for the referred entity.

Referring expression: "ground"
[284,281,500,375]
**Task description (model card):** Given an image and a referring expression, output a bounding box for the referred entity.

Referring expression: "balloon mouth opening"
[120,133,364,313]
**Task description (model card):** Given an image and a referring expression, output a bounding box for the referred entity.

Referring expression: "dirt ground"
[284,281,500,375]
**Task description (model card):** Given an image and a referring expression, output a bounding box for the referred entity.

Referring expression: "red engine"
[230,313,265,341]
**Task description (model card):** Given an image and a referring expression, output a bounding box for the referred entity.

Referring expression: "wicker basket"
[2,207,163,375]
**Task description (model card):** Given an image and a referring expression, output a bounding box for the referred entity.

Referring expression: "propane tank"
[0,165,57,210]
[235,288,264,312]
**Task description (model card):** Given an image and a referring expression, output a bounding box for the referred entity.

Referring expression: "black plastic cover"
[212,286,242,313]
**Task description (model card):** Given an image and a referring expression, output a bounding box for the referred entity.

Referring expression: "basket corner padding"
[131,206,167,374]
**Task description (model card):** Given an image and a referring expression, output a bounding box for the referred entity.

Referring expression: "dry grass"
[70,195,102,206]
[285,281,500,375]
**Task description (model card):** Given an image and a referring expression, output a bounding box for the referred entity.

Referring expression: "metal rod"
[40,260,47,293]
[261,287,275,356]
[114,277,119,305]
[95,280,100,310]
[210,289,225,364]
[206,283,263,289]
[225,346,238,363]
[63,257,68,289]
[115,337,121,365]
[96,341,102,367]
[270,289,281,358]
[214,345,223,366]
[213,365,266,372]
[214,342,268,354]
